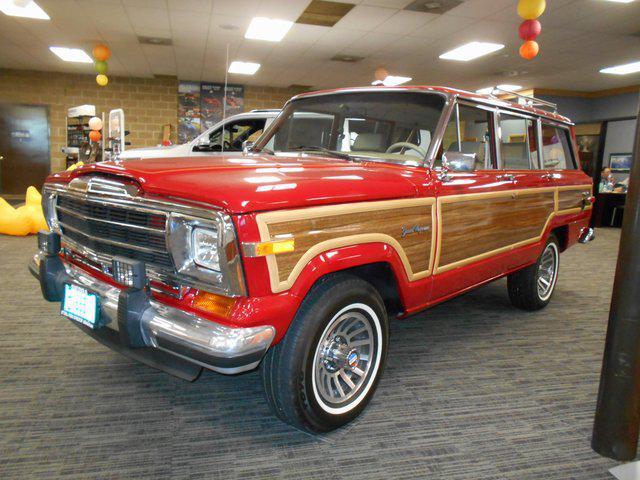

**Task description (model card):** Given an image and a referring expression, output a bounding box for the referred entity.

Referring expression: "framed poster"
[576,134,600,177]
[610,153,632,172]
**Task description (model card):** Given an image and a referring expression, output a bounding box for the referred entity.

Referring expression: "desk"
[592,192,626,228]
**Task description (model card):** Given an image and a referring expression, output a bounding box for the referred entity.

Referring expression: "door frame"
[0,102,51,197]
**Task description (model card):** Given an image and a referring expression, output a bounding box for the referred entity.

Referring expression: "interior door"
[0,104,50,195]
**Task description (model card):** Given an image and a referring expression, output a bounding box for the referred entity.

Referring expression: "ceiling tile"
[335,5,397,30]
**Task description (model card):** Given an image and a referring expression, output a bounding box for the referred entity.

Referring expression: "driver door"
[431,101,517,300]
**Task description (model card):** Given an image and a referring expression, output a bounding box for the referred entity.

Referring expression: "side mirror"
[442,151,477,172]
[242,140,254,154]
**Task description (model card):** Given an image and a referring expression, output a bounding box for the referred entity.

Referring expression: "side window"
[440,104,494,170]
[541,124,575,170]
[498,113,537,170]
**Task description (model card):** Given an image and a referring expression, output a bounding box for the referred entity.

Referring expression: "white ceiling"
[0,0,639,92]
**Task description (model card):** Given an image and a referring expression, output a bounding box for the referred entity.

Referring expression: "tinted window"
[498,113,537,170]
[442,104,494,170]
[541,124,575,170]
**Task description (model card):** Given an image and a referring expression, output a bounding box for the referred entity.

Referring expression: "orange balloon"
[374,67,388,82]
[89,130,102,142]
[92,43,110,61]
[519,40,539,60]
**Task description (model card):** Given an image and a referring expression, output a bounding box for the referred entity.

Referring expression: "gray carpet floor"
[0,229,626,479]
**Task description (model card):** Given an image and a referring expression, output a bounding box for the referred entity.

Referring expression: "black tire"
[507,234,560,311]
[260,274,389,433]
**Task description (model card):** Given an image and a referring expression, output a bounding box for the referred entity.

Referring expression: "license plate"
[61,284,101,329]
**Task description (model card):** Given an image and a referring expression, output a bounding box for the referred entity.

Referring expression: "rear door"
[496,111,556,269]
[540,120,593,214]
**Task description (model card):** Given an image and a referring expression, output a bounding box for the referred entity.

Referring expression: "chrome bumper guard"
[29,249,275,376]
[578,227,595,244]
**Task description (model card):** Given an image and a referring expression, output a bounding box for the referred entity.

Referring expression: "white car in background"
[118,109,281,159]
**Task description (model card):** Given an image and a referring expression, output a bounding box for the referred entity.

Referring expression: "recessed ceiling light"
[600,60,640,75]
[0,0,49,19]
[245,17,293,42]
[49,46,93,63]
[440,41,505,62]
[228,61,261,75]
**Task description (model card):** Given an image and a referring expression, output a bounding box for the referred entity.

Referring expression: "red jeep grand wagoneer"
[31,86,594,432]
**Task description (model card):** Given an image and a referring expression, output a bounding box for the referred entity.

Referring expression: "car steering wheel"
[385,142,426,157]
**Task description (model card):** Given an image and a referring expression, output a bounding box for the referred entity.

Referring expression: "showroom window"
[541,123,576,170]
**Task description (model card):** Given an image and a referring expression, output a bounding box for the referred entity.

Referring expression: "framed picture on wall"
[576,133,601,177]
[610,153,632,172]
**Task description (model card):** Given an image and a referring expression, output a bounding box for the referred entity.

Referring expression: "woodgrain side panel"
[437,190,556,271]
[256,198,436,293]
[268,206,432,281]
[558,185,592,212]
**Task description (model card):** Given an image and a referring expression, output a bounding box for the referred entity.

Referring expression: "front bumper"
[29,248,275,378]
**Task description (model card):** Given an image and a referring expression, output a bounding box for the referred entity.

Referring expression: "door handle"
[497,173,516,182]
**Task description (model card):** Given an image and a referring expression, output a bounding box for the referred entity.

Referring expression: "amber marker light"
[192,291,237,318]
[242,239,295,257]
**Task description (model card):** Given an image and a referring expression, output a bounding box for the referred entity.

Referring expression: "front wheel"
[507,235,560,311]
[260,274,388,433]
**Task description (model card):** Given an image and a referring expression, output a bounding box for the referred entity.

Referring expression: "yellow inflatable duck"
[66,161,84,171]
[0,186,49,236]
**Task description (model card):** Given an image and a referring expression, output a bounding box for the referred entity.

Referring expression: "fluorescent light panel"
[228,61,260,75]
[604,0,634,3]
[440,41,504,62]
[371,75,412,87]
[49,46,93,63]
[477,84,523,94]
[245,17,293,42]
[600,61,640,75]
[0,0,49,19]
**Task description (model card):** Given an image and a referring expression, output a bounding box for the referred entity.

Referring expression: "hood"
[48,153,421,214]
[117,144,190,159]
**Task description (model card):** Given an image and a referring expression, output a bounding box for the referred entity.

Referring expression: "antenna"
[221,43,229,154]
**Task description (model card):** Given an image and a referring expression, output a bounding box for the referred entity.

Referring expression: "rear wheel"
[260,274,388,432]
[507,235,560,311]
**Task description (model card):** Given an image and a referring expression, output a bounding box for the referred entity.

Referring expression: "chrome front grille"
[55,193,174,270]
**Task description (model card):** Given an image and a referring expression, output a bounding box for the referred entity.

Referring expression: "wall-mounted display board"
[178,81,244,144]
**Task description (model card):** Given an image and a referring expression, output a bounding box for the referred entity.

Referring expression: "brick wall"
[0,68,303,173]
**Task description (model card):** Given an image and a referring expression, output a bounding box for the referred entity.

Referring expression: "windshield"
[253,91,446,166]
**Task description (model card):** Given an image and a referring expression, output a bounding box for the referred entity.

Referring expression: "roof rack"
[490,87,558,112]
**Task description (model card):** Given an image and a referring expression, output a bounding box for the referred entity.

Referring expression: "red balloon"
[89,130,102,142]
[519,40,539,60]
[518,19,541,41]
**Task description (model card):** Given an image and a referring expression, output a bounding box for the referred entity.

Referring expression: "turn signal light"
[243,239,295,257]
[192,291,236,318]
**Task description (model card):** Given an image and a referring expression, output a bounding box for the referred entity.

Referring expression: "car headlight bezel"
[41,186,61,233]
[167,212,245,297]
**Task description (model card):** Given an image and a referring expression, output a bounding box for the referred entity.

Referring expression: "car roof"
[291,86,572,125]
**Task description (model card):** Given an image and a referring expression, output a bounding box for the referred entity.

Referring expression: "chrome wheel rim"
[537,243,558,301]
[312,304,381,414]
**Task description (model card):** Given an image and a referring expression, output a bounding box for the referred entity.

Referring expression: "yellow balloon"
[96,74,109,86]
[517,0,545,19]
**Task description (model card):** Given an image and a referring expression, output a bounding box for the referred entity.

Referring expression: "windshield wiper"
[289,146,357,161]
